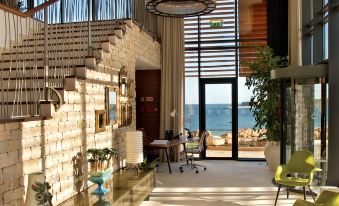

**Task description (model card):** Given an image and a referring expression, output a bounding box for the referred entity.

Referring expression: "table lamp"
[125,131,143,166]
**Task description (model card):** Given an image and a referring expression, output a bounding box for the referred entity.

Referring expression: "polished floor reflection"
[142,161,304,206]
[59,169,155,206]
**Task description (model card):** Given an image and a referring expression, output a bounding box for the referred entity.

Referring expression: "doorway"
[200,78,238,159]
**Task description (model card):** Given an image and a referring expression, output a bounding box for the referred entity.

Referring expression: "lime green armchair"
[274,151,322,206]
[293,190,339,206]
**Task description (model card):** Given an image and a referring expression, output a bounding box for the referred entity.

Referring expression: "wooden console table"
[58,169,155,206]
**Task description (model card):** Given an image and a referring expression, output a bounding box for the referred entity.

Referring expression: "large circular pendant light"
[146,0,217,18]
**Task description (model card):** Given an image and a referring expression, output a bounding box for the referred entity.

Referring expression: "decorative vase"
[88,169,112,196]
[25,172,45,206]
[264,141,280,171]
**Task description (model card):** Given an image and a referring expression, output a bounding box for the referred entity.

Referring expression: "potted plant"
[138,158,159,171]
[244,46,287,171]
[87,148,119,173]
[86,147,119,196]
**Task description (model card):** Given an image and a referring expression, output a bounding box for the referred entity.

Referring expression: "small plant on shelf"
[87,148,119,173]
[138,158,159,171]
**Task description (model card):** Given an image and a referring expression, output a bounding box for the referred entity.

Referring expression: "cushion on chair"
[276,176,310,187]
[293,199,315,206]
[293,190,339,206]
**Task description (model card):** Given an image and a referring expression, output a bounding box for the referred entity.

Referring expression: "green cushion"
[276,176,310,187]
[293,190,339,206]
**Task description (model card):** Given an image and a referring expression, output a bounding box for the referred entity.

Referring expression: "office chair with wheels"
[180,131,207,174]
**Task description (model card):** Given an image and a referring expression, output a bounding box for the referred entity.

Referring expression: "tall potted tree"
[244,46,287,171]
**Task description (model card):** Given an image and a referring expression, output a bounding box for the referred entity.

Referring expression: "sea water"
[185,104,322,136]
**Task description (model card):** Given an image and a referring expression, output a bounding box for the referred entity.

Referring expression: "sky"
[185,77,253,104]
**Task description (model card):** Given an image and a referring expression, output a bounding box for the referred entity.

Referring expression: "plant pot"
[264,141,280,171]
[25,172,45,206]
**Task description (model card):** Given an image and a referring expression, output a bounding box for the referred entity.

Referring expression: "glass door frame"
[199,78,238,160]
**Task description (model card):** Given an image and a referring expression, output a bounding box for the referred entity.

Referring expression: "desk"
[146,139,188,174]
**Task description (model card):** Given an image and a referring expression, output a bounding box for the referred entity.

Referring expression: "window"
[323,0,329,60]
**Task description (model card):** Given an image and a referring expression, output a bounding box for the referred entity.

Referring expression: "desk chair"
[274,150,322,206]
[179,131,207,174]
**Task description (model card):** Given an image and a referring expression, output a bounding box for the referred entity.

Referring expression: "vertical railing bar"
[88,0,92,56]
[67,1,72,72]
[1,11,8,117]
[12,13,18,117]
[27,17,33,116]
[34,18,40,115]
[32,16,36,115]
[44,4,50,101]
[52,3,57,88]
[21,15,29,116]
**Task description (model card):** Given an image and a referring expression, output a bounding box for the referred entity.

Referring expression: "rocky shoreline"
[190,127,325,148]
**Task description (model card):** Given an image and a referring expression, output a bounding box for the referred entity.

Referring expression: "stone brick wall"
[0,22,161,206]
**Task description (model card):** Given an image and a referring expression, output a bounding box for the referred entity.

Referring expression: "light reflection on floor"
[144,187,298,206]
[141,161,305,206]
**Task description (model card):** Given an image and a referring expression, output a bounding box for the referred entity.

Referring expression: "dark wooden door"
[135,70,161,142]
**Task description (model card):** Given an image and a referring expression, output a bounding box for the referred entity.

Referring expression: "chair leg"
[275,184,281,206]
[287,187,289,199]
[308,185,316,202]
[303,186,306,200]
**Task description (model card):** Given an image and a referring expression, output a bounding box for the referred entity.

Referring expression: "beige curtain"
[159,17,185,162]
[132,0,161,40]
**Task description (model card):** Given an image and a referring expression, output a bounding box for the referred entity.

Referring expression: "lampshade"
[145,0,217,18]
[125,131,143,165]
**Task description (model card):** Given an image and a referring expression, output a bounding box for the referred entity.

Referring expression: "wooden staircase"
[0,18,132,121]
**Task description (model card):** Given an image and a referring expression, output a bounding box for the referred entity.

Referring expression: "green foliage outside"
[244,46,288,142]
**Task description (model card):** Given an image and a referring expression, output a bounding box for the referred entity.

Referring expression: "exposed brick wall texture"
[0,22,161,206]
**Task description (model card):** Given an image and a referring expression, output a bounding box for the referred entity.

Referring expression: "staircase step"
[0,104,39,118]
[1,51,89,61]
[84,56,96,68]
[44,20,127,31]
[0,58,84,68]
[74,66,115,83]
[107,34,118,45]
[40,101,55,118]
[0,78,65,90]
[35,26,120,37]
[13,40,102,49]
[3,89,44,103]
[0,66,75,77]
[125,20,132,28]
[22,35,111,46]
[114,28,124,39]
[101,41,111,53]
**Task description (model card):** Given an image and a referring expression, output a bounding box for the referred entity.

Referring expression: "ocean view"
[185,104,322,136]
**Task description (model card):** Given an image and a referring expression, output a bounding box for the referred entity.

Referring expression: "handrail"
[0,0,59,18]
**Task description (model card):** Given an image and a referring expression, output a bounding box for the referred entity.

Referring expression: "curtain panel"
[159,17,185,162]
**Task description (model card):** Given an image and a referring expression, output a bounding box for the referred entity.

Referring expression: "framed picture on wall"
[106,86,119,125]
[120,66,128,98]
[95,110,107,133]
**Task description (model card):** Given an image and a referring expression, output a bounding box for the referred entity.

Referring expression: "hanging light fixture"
[145,0,217,18]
